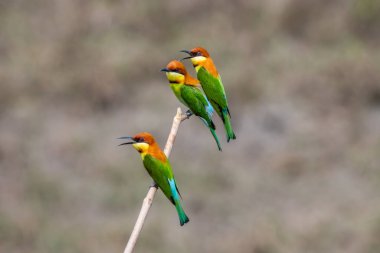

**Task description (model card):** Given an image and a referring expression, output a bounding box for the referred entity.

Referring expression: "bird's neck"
[195,58,219,77]
[145,143,167,162]
[184,75,200,87]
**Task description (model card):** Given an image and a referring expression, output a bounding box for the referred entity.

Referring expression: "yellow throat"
[132,143,149,160]
[190,56,206,72]
[166,72,185,84]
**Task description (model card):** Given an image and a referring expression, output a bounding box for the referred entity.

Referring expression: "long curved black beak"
[160,68,169,72]
[118,136,136,146]
[180,50,192,61]
[180,56,192,61]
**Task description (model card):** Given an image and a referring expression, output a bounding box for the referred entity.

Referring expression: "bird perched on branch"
[119,132,189,226]
[181,47,236,142]
[161,60,222,151]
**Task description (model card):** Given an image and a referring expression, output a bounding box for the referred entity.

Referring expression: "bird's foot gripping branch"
[185,109,193,119]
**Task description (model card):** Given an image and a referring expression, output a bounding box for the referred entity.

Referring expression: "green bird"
[119,132,189,226]
[181,47,236,142]
[161,60,222,151]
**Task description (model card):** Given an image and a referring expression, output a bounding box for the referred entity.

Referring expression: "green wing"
[181,85,222,150]
[180,85,214,124]
[198,67,236,142]
[197,67,228,112]
[143,154,175,204]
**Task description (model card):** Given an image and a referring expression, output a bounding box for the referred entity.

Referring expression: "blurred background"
[1,0,380,252]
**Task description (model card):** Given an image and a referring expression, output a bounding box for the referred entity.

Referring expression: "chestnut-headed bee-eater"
[161,60,222,151]
[119,132,189,226]
[181,47,236,142]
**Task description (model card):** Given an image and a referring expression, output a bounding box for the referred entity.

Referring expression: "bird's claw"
[185,110,193,119]
[150,182,158,189]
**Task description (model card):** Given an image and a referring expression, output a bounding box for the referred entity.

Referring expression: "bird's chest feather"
[170,84,186,105]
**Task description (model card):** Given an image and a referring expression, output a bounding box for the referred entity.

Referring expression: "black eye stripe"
[171,68,185,75]
[135,137,144,142]
[191,52,201,56]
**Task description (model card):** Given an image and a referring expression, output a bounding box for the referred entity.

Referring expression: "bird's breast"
[170,84,186,104]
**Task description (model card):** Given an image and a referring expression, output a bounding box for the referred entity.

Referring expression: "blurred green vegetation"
[0,0,380,252]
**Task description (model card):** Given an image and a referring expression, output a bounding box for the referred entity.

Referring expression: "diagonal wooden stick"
[123,107,190,253]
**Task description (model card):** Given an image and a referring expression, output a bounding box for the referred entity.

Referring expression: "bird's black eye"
[173,68,179,73]
[135,137,144,142]
[196,52,202,56]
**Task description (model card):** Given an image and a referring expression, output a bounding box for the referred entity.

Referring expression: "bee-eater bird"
[181,47,236,142]
[161,60,222,151]
[119,132,189,226]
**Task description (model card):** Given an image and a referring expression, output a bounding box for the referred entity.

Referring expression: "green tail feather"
[175,201,189,226]
[209,127,222,151]
[222,109,236,142]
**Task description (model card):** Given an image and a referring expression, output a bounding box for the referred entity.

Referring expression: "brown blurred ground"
[1,0,380,252]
